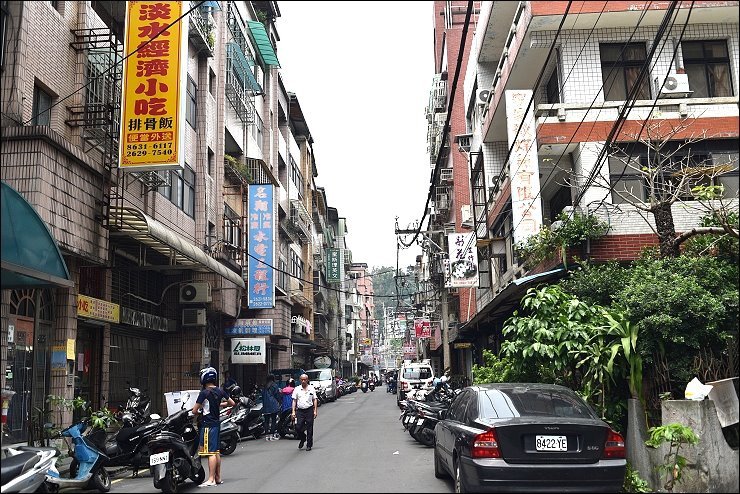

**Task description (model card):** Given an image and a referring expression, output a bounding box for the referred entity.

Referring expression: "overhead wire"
[21,0,207,126]
[506,0,658,236]
[398,0,475,248]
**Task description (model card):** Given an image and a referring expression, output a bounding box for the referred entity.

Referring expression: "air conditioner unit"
[182,308,206,326]
[655,73,691,98]
[476,88,491,106]
[179,282,212,303]
[461,205,473,226]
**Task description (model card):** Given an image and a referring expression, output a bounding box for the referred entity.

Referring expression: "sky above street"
[276,1,433,271]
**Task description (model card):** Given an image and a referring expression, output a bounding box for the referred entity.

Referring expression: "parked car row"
[400,381,627,493]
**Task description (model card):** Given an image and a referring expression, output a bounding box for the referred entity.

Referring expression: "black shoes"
[306,446,312,451]
[298,440,305,450]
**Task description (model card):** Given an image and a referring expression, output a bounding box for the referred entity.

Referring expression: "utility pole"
[439,231,450,373]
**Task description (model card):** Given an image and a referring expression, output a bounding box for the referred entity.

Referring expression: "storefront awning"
[247,21,280,67]
[1,181,73,289]
[109,205,245,289]
[461,268,566,330]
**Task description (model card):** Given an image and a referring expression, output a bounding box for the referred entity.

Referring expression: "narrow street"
[107,386,452,493]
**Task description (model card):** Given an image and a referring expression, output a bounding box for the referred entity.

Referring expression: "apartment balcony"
[188,3,215,57]
[288,200,312,244]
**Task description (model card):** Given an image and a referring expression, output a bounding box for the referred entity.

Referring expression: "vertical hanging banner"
[506,89,543,245]
[248,184,275,308]
[326,248,341,282]
[120,1,187,172]
[414,318,431,339]
[446,232,479,288]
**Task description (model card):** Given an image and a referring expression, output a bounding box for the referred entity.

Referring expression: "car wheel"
[434,444,447,479]
[454,458,467,493]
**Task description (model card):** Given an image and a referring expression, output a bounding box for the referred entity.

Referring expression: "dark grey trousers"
[295,407,315,447]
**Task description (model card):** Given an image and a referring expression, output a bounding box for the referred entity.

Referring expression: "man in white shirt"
[291,373,318,451]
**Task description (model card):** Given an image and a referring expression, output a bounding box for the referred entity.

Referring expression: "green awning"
[1,181,73,289]
[247,21,280,67]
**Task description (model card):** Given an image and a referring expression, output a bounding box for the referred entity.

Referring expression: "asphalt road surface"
[101,385,454,493]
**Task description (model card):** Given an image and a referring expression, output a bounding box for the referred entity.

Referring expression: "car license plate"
[149,451,170,466]
[535,435,567,451]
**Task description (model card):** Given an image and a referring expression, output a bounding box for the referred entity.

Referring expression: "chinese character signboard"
[248,185,275,308]
[231,338,266,364]
[224,319,273,336]
[506,89,543,245]
[120,1,187,171]
[326,248,341,282]
[77,295,120,323]
[414,318,431,339]
[446,232,479,288]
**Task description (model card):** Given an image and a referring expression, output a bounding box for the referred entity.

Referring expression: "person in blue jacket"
[261,374,282,441]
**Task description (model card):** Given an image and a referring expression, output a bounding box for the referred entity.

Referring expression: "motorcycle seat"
[1,452,40,485]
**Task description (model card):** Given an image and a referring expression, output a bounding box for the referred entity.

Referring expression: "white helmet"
[440,375,448,383]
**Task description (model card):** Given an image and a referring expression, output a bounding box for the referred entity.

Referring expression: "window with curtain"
[682,40,732,98]
[32,85,52,126]
[186,75,197,129]
[600,43,650,101]
[183,165,195,217]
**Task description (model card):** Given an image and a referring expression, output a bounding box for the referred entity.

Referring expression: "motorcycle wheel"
[37,481,59,494]
[221,435,238,456]
[191,466,206,485]
[161,470,177,494]
[91,467,112,493]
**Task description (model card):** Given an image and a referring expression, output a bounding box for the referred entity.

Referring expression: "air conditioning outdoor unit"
[182,308,207,326]
[461,205,473,227]
[476,88,491,106]
[655,73,691,98]
[179,282,212,304]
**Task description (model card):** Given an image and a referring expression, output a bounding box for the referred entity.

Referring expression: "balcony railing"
[289,199,312,243]
[188,3,215,56]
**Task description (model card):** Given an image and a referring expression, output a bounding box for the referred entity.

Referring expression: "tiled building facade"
[1,0,352,445]
[421,1,739,383]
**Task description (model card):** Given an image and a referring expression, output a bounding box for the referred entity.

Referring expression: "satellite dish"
[664,76,678,90]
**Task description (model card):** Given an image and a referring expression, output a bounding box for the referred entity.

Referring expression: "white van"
[397,361,434,405]
[305,368,337,401]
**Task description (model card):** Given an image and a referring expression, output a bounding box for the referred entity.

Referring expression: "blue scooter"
[45,419,111,492]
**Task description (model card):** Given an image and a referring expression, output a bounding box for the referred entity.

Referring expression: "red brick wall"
[529,1,737,16]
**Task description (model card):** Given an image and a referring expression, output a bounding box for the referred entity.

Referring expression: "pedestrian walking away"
[193,367,235,487]
[222,370,238,398]
[261,374,282,441]
[292,373,318,451]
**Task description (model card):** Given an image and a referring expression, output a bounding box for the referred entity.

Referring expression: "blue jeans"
[263,412,278,435]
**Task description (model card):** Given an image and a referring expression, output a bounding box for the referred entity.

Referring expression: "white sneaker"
[273,433,280,440]
[265,436,272,441]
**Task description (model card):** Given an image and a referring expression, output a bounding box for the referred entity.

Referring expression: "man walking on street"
[291,373,318,451]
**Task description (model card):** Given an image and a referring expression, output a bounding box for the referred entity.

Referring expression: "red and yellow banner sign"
[77,295,120,323]
[120,1,185,171]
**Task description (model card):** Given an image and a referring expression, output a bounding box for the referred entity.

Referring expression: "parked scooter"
[44,418,111,492]
[276,407,297,439]
[369,380,376,392]
[1,446,58,493]
[84,411,164,476]
[219,386,264,440]
[147,407,205,492]
[218,404,241,455]
[118,386,154,427]
[360,379,369,393]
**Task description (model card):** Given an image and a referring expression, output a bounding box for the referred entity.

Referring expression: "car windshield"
[307,370,332,381]
[402,367,432,379]
[479,387,596,419]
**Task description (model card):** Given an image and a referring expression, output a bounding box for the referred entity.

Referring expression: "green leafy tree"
[616,255,737,388]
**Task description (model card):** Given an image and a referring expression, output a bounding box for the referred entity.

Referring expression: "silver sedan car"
[434,383,626,493]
